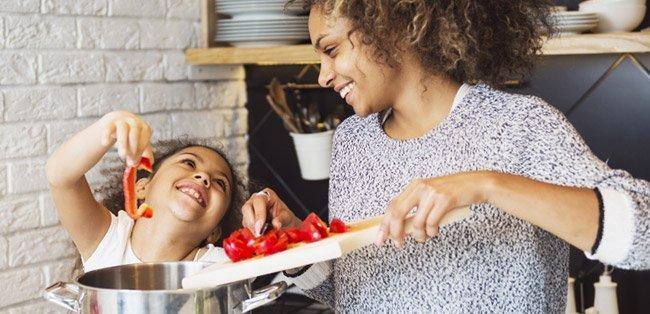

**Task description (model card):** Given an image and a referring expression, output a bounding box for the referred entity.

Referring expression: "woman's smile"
[336,81,356,105]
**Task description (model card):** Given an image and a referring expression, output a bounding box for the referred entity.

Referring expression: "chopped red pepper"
[283,228,304,243]
[123,157,154,220]
[329,218,348,233]
[223,229,257,262]
[223,237,255,262]
[223,214,349,262]
[301,213,329,242]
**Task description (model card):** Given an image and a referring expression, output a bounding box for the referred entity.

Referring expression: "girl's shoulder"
[83,211,135,272]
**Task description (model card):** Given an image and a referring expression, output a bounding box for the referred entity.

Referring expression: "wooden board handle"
[339,206,471,254]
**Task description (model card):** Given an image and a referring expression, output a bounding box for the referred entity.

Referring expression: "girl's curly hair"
[96,137,245,245]
[290,0,554,86]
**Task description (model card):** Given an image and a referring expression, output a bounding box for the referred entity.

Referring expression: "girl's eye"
[213,178,227,191]
[182,159,195,169]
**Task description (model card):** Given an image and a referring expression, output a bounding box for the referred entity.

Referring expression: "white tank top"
[83,211,229,272]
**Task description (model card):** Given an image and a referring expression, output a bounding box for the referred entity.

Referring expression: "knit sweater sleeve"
[511,96,650,270]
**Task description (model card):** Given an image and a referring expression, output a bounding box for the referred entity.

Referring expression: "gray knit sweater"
[288,84,650,313]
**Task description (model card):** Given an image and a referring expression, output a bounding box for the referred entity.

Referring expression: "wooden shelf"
[186,31,650,65]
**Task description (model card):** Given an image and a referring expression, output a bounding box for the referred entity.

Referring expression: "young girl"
[242,0,650,312]
[46,111,243,272]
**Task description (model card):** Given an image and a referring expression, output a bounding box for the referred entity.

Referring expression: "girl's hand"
[241,188,302,236]
[100,111,154,166]
[376,171,496,248]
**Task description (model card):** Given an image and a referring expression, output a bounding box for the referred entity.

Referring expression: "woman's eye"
[182,159,195,169]
[324,46,335,56]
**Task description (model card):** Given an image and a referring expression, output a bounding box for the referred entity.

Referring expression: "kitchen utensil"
[308,103,324,132]
[270,79,292,116]
[182,207,472,289]
[265,95,300,133]
[44,262,287,313]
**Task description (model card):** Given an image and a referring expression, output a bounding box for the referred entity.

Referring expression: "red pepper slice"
[329,218,348,233]
[301,213,329,242]
[253,231,277,255]
[123,157,154,220]
[283,228,304,243]
[302,222,328,242]
[304,213,329,235]
[223,237,254,262]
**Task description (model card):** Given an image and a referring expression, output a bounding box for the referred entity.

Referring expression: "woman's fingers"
[412,193,436,243]
[380,186,419,248]
[426,200,452,237]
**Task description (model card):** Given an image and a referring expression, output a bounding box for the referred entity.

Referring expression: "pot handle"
[44,281,82,313]
[239,281,288,313]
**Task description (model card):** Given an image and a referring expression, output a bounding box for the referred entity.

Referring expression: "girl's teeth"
[179,187,203,205]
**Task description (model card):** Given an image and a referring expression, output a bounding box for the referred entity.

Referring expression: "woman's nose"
[193,173,210,188]
[318,62,335,88]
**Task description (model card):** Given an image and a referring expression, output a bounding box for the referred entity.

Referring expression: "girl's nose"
[193,173,210,188]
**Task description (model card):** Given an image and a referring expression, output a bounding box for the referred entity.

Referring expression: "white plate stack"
[550,10,599,35]
[216,0,310,47]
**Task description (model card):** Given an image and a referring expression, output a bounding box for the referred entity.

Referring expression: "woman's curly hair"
[96,137,245,244]
[290,0,554,86]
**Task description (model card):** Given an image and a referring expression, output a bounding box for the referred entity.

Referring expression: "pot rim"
[74,261,236,293]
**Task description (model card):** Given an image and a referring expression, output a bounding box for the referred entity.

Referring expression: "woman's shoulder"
[333,113,378,142]
[471,84,565,124]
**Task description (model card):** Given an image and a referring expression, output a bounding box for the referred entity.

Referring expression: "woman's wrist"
[479,171,505,205]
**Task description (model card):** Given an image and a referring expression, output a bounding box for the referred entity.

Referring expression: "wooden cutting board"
[182,207,471,289]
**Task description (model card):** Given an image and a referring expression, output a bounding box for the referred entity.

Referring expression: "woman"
[242,1,650,312]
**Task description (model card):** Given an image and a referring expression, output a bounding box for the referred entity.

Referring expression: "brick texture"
[0,53,37,85]
[0,0,248,311]
[42,0,108,16]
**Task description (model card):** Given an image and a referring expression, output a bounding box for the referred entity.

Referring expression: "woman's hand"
[241,188,302,236]
[376,171,496,248]
[100,110,154,166]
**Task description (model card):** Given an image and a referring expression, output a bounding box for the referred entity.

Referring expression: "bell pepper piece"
[329,218,348,233]
[301,213,329,242]
[223,237,255,262]
[283,228,304,243]
[123,157,154,220]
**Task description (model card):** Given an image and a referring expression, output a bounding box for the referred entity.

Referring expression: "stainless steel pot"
[44,262,287,313]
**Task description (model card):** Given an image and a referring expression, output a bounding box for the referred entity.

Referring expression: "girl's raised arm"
[45,111,152,260]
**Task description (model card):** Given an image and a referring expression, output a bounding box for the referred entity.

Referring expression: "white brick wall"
[0,0,248,311]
